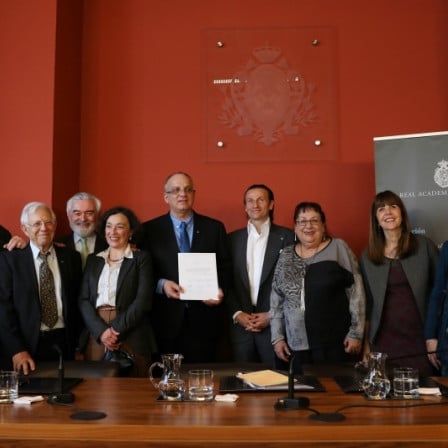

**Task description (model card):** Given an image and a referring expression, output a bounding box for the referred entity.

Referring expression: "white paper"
[418,387,441,395]
[215,394,239,402]
[14,395,45,404]
[178,253,219,301]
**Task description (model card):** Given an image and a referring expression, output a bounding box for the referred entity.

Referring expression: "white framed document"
[178,252,219,301]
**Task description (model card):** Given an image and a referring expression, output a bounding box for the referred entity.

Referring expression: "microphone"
[274,354,310,410]
[47,344,75,404]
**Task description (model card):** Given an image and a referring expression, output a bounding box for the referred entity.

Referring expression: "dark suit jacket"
[0,225,11,250]
[58,232,108,254]
[227,223,294,316]
[78,250,157,356]
[227,224,294,366]
[0,245,82,368]
[139,212,231,341]
[360,234,438,343]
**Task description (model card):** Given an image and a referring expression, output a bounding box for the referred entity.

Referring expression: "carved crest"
[218,46,316,146]
[434,160,448,188]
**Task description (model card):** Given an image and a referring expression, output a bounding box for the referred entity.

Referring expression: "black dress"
[303,260,353,362]
[373,259,434,376]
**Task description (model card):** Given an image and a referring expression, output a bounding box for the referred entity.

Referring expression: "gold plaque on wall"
[202,27,338,162]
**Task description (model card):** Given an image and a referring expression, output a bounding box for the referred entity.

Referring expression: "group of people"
[0,173,447,378]
[0,173,231,377]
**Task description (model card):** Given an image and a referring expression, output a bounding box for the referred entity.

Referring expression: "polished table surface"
[2,371,448,447]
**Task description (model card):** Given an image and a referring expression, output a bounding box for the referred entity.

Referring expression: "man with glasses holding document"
[140,172,231,363]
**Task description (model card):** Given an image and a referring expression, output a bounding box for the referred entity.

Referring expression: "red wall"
[51,0,83,223]
[0,0,57,235]
[1,0,448,255]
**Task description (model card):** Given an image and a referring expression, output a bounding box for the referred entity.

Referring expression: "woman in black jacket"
[79,206,156,377]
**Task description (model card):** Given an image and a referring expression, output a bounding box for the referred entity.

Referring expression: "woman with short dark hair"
[79,206,156,377]
[270,201,365,373]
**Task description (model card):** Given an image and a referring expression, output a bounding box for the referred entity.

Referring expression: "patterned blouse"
[270,239,365,351]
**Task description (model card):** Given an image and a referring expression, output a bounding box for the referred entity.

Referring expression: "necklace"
[108,254,124,263]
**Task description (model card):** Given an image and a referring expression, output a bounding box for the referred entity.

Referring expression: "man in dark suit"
[139,172,231,363]
[227,184,294,367]
[0,202,82,374]
[57,192,107,265]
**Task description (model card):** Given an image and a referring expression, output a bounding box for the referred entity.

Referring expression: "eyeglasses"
[165,187,195,195]
[26,221,55,230]
[295,218,321,227]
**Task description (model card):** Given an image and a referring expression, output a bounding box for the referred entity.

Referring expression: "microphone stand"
[47,345,75,404]
[274,354,310,410]
[44,346,107,420]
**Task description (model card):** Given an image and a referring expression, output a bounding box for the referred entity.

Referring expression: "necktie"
[179,221,191,252]
[80,237,89,268]
[38,252,58,328]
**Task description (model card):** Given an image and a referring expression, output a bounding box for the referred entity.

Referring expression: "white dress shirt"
[95,245,134,308]
[246,218,270,306]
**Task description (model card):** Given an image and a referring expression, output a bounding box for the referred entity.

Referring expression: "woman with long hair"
[360,191,438,376]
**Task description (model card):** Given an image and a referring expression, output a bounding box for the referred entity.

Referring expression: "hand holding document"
[178,253,219,301]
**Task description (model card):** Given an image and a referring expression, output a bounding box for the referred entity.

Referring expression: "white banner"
[374,131,448,248]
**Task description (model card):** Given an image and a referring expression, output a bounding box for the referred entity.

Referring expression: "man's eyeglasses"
[26,221,55,230]
[165,187,195,195]
[295,218,321,227]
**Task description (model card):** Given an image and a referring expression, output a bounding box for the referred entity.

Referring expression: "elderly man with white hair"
[0,202,82,374]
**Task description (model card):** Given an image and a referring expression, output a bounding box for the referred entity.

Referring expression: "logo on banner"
[434,160,448,188]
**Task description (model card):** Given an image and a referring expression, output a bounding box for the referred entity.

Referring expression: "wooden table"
[1,376,448,447]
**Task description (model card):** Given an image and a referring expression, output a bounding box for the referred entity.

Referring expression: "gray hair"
[66,192,102,215]
[20,202,56,226]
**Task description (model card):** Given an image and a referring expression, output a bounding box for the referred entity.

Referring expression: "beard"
[70,222,95,238]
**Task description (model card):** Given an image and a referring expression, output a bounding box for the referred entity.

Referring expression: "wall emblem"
[434,160,448,188]
[218,46,316,146]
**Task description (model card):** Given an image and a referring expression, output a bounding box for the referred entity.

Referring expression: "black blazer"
[78,250,157,356]
[227,224,294,316]
[0,245,82,368]
[58,232,108,254]
[139,212,231,340]
[0,225,11,250]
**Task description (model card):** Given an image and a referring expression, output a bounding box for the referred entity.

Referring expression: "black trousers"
[35,328,67,361]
